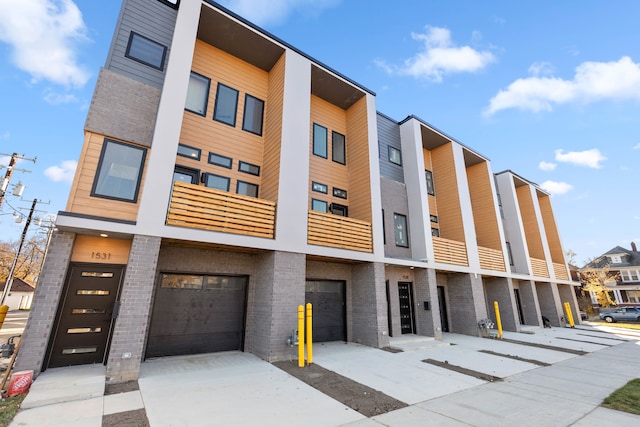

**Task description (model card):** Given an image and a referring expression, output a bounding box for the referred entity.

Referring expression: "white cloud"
[0,0,90,87]
[44,159,76,183]
[528,61,554,76]
[555,149,606,169]
[217,0,339,26]
[633,143,640,150]
[540,180,573,196]
[43,89,78,105]
[486,56,640,115]
[538,161,556,171]
[377,26,495,82]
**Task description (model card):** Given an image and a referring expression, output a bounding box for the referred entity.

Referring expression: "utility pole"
[0,153,36,208]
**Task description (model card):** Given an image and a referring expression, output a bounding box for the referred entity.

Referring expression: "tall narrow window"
[91,139,146,203]
[425,170,435,196]
[213,83,239,126]
[389,146,402,166]
[393,213,408,247]
[242,95,264,135]
[185,72,210,116]
[332,131,346,164]
[125,32,167,70]
[506,242,514,266]
[313,124,327,158]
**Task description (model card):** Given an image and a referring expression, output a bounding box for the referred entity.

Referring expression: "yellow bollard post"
[306,303,313,365]
[493,301,503,339]
[298,305,305,367]
[0,305,8,330]
[564,302,575,328]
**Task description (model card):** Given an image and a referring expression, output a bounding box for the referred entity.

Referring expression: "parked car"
[599,307,640,323]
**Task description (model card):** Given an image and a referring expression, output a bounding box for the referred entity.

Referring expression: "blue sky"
[1,0,639,266]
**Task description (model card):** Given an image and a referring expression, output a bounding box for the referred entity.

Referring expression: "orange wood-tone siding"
[66,132,146,222]
[431,143,465,242]
[71,235,132,264]
[345,96,372,222]
[530,257,549,277]
[260,54,285,201]
[516,185,545,259]
[178,40,271,200]
[553,262,569,280]
[467,161,501,250]
[433,236,468,266]
[423,149,438,229]
[307,210,372,252]
[537,192,565,263]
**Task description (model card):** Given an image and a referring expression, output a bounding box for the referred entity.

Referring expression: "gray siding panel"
[380,177,412,259]
[105,0,178,89]
[377,113,404,183]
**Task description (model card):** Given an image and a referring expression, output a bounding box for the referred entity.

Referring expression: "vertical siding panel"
[423,149,438,229]
[431,143,465,243]
[261,54,285,201]
[538,193,564,263]
[346,96,372,222]
[516,186,545,259]
[467,161,501,250]
[377,114,404,183]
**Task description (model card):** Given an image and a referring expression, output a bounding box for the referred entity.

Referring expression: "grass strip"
[602,378,640,415]
[0,393,26,427]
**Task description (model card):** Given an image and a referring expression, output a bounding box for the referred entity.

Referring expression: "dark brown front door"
[48,264,124,368]
[398,282,415,334]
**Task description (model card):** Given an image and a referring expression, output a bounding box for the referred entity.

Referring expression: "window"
[208,152,233,169]
[157,0,179,8]
[173,166,199,184]
[237,181,259,198]
[382,209,386,244]
[621,271,631,282]
[177,144,201,161]
[312,182,328,194]
[631,270,639,281]
[185,72,210,116]
[393,213,408,247]
[91,139,146,203]
[332,131,346,165]
[389,146,402,166]
[213,83,239,126]
[313,123,328,158]
[125,32,167,70]
[238,161,260,176]
[311,199,328,213]
[242,94,264,135]
[430,214,438,223]
[203,173,230,191]
[425,170,435,196]
[506,242,514,266]
[331,203,348,217]
[333,187,347,199]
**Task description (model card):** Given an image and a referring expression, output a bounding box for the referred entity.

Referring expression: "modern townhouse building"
[16,0,579,384]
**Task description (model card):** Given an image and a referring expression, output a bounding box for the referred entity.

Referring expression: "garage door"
[146,274,247,358]
[305,280,346,342]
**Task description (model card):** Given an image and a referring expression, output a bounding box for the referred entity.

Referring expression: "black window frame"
[185,71,210,117]
[177,143,201,161]
[202,172,230,192]
[330,203,348,217]
[312,123,328,158]
[332,187,347,199]
[156,0,179,9]
[506,242,514,266]
[213,83,239,127]
[332,131,346,165]
[311,198,328,213]
[430,214,438,223]
[312,181,328,194]
[238,161,260,176]
[393,213,409,248]
[236,180,259,198]
[431,227,440,237]
[173,165,200,185]
[382,209,386,244]
[425,169,435,196]
[124,31,167,71]
[208,152,233,169]
[91,139,147,203]
[242,94,265,136]
[389,146,402,166]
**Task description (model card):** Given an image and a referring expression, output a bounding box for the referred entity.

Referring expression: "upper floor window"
[125,32,167,71]
[425,170,435,196]
[213,83,238,126]
[332,131,346,165]
[312,199,328,213]
[157,0,179,8]
[431,228,440,237]
[208,152,233,169]
[91,139,146,203]
[238,161,260,176]
[608,255,622,264]
[430,214,438,223]
[389,146,402,166]
[177,143,201,161]
[393,213,408,247]
[173,166,199,185]
[242,95,264,136]
[506,242,514,266]
[333,187,347,199]
[313,123,328,158]
[185,72,210,116]
[237,181,259,198]
[312,182,328,194]
[331,203,348,217]
[203,173,230,192]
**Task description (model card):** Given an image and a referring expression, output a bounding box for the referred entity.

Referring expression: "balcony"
[478,246,506,272]
[167,181,276,239]
[553,262,569,280]
[433,237,468,266]
[530,257,549,278]
[307,211,373,253]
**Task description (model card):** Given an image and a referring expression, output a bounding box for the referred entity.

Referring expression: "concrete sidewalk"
[9,325,640,426]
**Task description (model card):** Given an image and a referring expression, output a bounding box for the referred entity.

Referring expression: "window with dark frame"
[431,228,440,237]
[393,213,409,247]
[425,170,435,196]
[237,180,259,198]
[177,144,201,161]
[331,203,348,217]
[506,242,514,266]
[185,72,210,116]
[312,182,328,194]
[389,146,402,166]
[156,0,179,8]
[332,187,347,199]
[242,94,264,135]
[125,32,167,71]
[382,209,386,244]
[311,199,328,213]
[313,123,328,158]
[91,139,146,203]
[430,214,438,223]
[208,152,233,169]
[238,161,260,176]
[173,166,199,185]
[332,131,346,164]
[213,83,239,126]
[203,173,230,191]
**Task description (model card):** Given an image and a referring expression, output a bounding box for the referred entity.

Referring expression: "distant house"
[582,243,640,305]
[0,278,35,311]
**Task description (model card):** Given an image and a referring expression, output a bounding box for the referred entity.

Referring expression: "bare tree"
[579,263,619,307]
[0,234,48,285]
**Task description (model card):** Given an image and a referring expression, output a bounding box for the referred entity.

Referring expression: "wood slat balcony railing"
[433,236,468,266]
[167,181,276,239]
[553,262,569,280]
[478,246,506,271]
[307,211,373,253]
[530,257,549,278]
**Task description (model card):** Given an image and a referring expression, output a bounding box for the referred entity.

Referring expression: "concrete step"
[388,335,450,352]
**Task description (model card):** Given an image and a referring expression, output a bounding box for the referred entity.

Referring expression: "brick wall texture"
[483,277,518,332]
[444,272,487,336]
[516,280,542,326]
[535,282,562,326]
